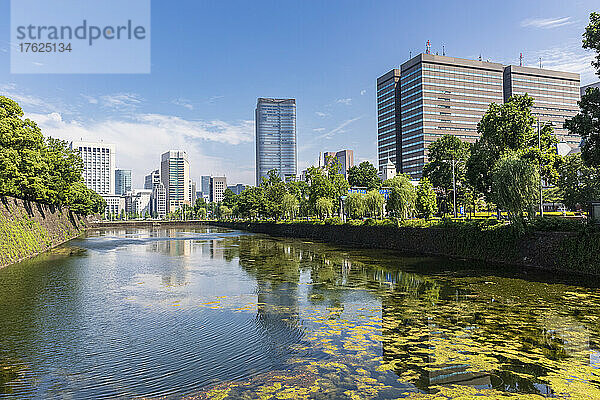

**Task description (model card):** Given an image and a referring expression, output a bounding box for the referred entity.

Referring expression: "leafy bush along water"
[214,216,600,274]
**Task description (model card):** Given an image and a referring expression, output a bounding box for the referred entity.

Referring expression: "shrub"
[324,216,343,225]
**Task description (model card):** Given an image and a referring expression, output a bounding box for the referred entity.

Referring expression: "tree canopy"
[347,161,380,190]
[0,96,105,215]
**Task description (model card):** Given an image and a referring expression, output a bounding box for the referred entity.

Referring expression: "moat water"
[1,226,599,399]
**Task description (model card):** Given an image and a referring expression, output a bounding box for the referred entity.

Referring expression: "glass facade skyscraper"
[115,169,132,195]
[255,98,297,185]
[160,150,190,213]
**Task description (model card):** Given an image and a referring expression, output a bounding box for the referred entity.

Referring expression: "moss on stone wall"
[0,197,88,268]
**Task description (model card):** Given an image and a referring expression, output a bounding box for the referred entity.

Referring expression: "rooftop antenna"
[478,53,482,61]
[426,40,431,55]
[442,45,445,56]
[539,57,542,68]
[409,50,412,59]
[519,52,523,66]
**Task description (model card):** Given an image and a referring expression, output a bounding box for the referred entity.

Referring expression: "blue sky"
[0,0,598,186]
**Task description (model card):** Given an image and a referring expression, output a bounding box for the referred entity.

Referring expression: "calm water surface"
[1,226,600,399]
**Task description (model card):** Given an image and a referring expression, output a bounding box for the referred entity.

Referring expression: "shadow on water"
[0,226,599,399]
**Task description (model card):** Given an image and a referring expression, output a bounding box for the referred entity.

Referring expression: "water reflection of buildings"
[236,238,304,361]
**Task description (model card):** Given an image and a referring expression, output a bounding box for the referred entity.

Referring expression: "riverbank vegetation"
[0,96,105,215]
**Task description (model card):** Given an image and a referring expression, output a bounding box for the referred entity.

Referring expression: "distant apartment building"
[144,169,160,189]
[323,150,354,178]
[227,184,246,195]
[70,141,115,195]
[376,69,401,171]
[255,98,297,184]
[160,150,190,213]
[377,53,581,178]
[151,182,167,218]
[125,189,152,216]
[504,65,580,148]
[102,194,125,218]
[210,176,227,203]
[189,180,197,204]
[115,169,132,195]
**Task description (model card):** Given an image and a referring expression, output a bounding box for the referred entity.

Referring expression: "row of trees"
[0,96,105,215]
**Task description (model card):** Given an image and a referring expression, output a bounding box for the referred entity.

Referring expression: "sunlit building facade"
[255,98,297,184]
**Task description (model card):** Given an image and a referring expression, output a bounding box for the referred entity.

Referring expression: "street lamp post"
[451,158,457,218]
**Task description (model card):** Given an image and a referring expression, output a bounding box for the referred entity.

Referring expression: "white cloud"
[172,98,194,110]
[526,41,597,84]
[100,93,143,110]
[315,111,329,117]
[335,98,352,105]
[521,17,574,29]
[313,127,325,132]
[25,112,255,187]
[0,83,58,112]
[208,95,225,103]
[316,116,362,140]
[81,94,98,104]
[360,90,367,96]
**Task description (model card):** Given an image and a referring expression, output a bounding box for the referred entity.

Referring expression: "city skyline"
[0,1,598,186]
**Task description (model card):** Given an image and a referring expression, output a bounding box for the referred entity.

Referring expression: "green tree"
[345,193,365,219]
[467,94,560,200]
[557,153,600,209]
[281,193,299,220]
[415,178,437,219]
[566,87,600,167]
[0,96,47,201]
[315,197,333,219]
[584,12,600,75]
[305,163,349,215]
[347,161,381,190]
[384,174,416,219]
[197,207,207,219]
[222,188,237,208]
[43,137,85,206]
[261,170,287,219]
[423,135,470,213]
[219,205,232,220]
[364,190,385,219]
[492,153,539,229]
[237,186,264,219]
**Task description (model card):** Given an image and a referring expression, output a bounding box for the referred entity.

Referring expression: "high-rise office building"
[377,53,581,178]
[115,169,132,195]
[504,66,580,148]
[144,169,160,189]
[189,180,197,204]
[210,176,227,203]
[376,69,401,172]
[200,176,211,201]
[323,150,354,178]
[160,150,190,213]
[255,98,297,184]
[70,141,115,195]
[151,182,167,218]
[398,54,504,178]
